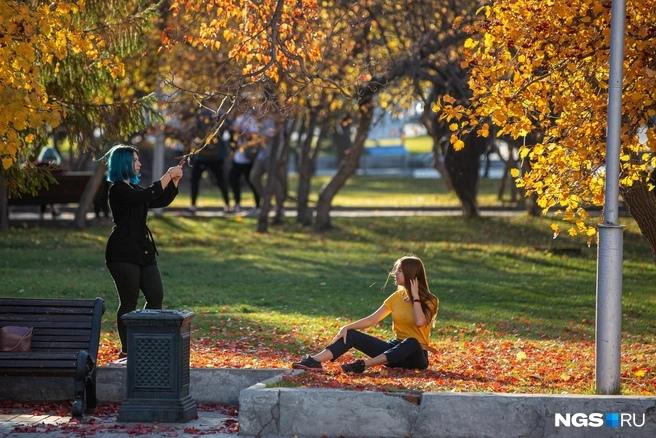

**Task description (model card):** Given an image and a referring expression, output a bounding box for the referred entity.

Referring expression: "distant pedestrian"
[188,110,231,214]
[292,256,439,373]
[102,144,183,357]
[248,115,276,214]
[229,110,261,212]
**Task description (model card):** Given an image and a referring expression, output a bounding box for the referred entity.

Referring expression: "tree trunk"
[0,168,8,231]
[420,96,453,190]
[272,122,292,225]
[74,162,106,229]
[444,132,487,218]
[622,179,656,259]
[333,116,353,168]
[256,121,283,233]
[314,103,374,231]
[297,111,319,226]
[430,131,453,190]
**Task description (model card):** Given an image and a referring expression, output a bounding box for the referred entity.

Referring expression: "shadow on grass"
[2,216,654,344]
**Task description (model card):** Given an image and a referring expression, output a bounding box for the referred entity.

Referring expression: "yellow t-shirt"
[383,288,438,352]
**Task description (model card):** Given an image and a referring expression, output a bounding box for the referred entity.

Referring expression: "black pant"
[190,159,230,206]
[229,161,259,206]
[107,262,164,353]
[326,330,428,369]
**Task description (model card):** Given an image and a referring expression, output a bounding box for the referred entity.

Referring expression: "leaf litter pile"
[94,325,655,395]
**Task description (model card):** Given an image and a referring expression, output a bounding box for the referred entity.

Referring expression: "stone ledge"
[238,383,656,438]
[0,366,285,406]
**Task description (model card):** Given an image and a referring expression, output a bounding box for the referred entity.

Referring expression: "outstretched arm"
[331,304,390,344]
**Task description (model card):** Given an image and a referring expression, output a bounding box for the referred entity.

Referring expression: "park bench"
[0,297,105,417]
[8,170,109,218]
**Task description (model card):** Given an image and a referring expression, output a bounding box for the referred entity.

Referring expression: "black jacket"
[105,180,178,266]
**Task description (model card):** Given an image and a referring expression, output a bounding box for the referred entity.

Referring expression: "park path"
[7,205,524,224]
[0,407,242,438]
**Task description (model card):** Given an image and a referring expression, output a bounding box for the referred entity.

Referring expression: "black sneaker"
[291,355,323,371]
[341,359,365,374]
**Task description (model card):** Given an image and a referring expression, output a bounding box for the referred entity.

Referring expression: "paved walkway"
[7,205,525,224]
[0,405,241,438]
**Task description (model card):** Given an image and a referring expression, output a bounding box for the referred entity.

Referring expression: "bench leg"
[72,351,90,418]
[72,375,86,418]
[86,368,97,412]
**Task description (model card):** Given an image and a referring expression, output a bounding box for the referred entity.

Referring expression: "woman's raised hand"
[331,326,349,345]
[410,277,420,300]
[167,166,183,179]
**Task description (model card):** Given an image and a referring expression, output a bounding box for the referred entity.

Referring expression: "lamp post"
[595,0,626,395]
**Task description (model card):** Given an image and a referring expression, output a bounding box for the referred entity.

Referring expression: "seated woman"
[292,256,439,374]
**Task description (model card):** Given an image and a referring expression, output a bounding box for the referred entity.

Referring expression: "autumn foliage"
[167,0,323,84]
[0,0,100,170]
[437,0,656,238]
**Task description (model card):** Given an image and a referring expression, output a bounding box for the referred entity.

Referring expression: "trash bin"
[118,309,197,422]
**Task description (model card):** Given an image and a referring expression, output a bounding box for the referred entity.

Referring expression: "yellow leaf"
[550,223,560,236]
[560,372,571,382]
[510,168,520,178]
[484,33,494,48]
[516,351,527,361]
[634,369,646,378]
[464,38,477,49]
[519,147,529,159]
[25,134,34,143]
[2,158,13,169]
[449,123,458,131]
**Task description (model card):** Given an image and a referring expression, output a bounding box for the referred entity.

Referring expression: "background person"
[229,110,260,212]
[102,144,183,356]
[188,110,231,214]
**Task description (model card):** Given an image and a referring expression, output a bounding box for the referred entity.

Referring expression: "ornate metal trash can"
[118,309,197,422]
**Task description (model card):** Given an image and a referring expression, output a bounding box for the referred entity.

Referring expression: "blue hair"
[103,145,140,184]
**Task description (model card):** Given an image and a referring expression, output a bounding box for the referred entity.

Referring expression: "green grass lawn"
[2,215,654,393]
[365,135,433,154]
[2,215,654,343]
[170,175,508,208]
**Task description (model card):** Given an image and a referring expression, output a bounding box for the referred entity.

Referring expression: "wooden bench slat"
[0,368,76,377]
[0,306,93,315]
[1,314,93,323]
[32,335,90,342]
[0,299,96,307]
[0,320,90,329]
[0,351,78,359]
[31,341,90,349]
[0,360,78,369]
[30,329,91,337]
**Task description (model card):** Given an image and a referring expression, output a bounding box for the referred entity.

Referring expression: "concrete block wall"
[239,385,656,438]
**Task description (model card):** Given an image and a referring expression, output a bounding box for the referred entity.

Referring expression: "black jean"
[229,161,259,206]
[190,159,230,206]
[107,262,164,353]
[326,329,428,369]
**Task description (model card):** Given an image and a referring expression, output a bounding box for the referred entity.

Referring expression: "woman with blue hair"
[102,144,183,357]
